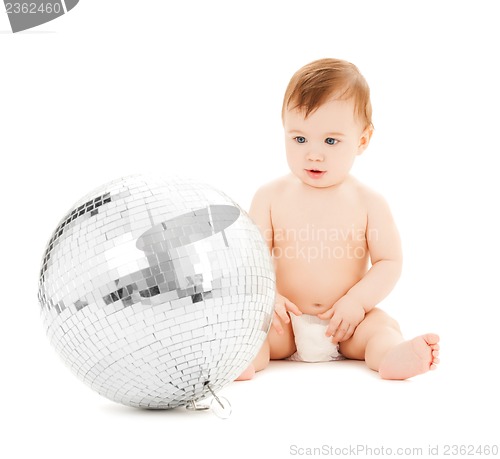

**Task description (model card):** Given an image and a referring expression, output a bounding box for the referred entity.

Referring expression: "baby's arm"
[248,182,302,334]
[248,183,274,253]
[319,191,402,342]
[346,192,403,311]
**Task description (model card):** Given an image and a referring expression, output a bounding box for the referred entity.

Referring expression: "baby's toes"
[424,333,440,346]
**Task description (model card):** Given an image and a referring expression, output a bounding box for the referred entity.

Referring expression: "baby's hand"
[317,295,365,344]
[272,293,302,335]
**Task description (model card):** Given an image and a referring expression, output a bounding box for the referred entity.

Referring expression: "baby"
[238,58,440,381]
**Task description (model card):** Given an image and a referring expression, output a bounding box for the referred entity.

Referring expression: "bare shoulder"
[348,176,391,211]
[252,174,293,203]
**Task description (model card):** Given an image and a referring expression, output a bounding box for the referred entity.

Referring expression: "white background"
[1,1,499,458]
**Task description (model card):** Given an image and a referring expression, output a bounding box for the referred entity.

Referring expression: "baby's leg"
[339,308,440,380]
[236,315,296,381]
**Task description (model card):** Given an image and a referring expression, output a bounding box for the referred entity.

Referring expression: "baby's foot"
[235,364,256,381]
[378,334,440,380]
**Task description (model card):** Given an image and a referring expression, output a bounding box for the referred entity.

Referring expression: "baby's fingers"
[336,325,355,343]
[284,298,302,316]
[271,311,285,335]
[325,316,342,338]
[275,305,291,325]
[317,308,334,320]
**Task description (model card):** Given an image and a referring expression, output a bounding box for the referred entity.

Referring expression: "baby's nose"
[306,150,324,161]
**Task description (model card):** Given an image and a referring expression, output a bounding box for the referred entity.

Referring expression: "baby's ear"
[357,126,374,155]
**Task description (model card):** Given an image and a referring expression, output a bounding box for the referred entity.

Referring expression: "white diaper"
[287,313,344,362]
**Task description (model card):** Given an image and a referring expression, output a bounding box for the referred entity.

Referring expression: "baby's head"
[282,58,374,188]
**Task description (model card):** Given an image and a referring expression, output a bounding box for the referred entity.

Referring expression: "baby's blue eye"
[325,137,338,145]
[294,136,306,144]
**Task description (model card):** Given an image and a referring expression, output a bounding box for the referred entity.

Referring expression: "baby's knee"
[250,339,270,372]
[365,308,401,333]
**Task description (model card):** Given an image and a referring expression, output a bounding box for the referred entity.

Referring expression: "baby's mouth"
[306,169,326,179]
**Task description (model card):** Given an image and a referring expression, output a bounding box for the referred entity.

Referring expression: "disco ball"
[37,174,275,409]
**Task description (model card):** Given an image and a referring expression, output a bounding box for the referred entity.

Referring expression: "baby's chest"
[271,195,367,245]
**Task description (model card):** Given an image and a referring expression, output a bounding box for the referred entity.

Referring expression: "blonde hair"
[282,58,373,129]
